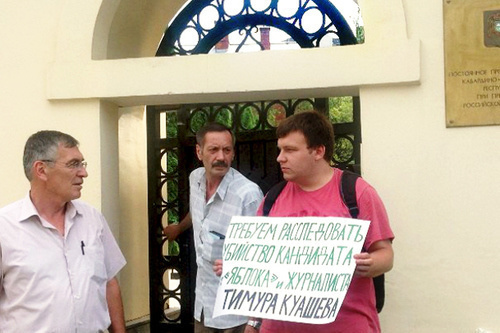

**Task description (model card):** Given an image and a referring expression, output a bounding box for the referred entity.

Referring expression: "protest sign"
[213,215,370,324]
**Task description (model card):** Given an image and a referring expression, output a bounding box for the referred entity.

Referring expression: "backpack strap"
[373,273,385,313]
[341,169,385,313]
[340,170,360,219]
[262,181,287,216]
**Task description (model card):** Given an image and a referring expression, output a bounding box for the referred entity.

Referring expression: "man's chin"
[212,168,229,177]
[71,190,82,200]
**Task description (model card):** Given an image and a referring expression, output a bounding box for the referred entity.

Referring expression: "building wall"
[0,0,499,331]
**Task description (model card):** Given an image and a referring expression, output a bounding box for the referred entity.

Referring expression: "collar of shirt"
[17,193,82,227]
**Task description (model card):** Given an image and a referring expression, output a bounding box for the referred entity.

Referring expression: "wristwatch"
[247,319,262,330]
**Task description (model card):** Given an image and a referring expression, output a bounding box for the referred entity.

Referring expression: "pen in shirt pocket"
[209,230,225,240]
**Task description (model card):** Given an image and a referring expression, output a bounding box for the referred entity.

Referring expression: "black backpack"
[262,170,385,313]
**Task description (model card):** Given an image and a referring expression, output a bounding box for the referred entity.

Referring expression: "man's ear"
[32,160,49,181]
[195,144,202,161]
[313,145,326,161]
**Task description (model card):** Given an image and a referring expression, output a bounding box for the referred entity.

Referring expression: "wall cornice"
[47,0,420,106]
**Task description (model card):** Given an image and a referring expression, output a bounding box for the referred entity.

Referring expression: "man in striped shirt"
[164,122,263,333]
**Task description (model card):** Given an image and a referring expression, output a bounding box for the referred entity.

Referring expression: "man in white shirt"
[0,130,126,333]
[164,122,263,333]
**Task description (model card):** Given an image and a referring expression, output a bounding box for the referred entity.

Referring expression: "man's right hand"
[163,213,192,241]
[163,224,182,241]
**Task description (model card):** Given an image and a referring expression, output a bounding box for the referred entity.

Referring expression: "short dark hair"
[276,111,334,162]
[23,130,79,180]
[195,122,235,147]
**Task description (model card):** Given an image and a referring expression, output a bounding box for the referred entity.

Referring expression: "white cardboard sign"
[213,216,370,324]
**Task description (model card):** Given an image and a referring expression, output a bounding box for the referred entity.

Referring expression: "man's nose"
[215,150,225,160]
[77,168,88,178]
[276,151,284,163]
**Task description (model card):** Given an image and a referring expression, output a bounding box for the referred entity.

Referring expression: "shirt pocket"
[82,239,108,284]
[201,228,226,262]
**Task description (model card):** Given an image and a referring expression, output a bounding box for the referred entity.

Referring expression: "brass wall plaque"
[444,0,500,127]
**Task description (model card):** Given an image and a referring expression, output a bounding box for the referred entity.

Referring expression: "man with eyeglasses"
[0,130,126,333]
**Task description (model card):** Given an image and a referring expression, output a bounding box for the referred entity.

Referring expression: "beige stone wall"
[0,0,499,330]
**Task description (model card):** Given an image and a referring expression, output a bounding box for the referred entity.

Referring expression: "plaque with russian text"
[444,0,500,127]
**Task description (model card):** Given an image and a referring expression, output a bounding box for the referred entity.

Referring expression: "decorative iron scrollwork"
[157,0,357,56]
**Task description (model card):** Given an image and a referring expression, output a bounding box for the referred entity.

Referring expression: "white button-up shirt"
[0,195,126,333]
[190,167,263,329]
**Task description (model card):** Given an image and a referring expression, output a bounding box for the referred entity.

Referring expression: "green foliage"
[240,106,260,130]
[356,26,365,44]
[167,180,178,202]
[355,5,365,44]
[168,240,180,256]
[166,112,177,138]
[215,109,233,127]
[333,136,354,164]
[266,103,286,128]
[294,99,315,113]
[167,209,178,224]
[166,151,178,174]
[328,97,355,165]
[189,111,208,133]
[189,108,235,132]
[329,97,353,123]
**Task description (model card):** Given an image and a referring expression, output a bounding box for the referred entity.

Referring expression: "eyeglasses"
[42,159,88,170]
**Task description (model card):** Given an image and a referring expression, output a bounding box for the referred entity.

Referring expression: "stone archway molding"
[47,0,420,106]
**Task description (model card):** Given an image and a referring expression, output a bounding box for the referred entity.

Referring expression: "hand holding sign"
[213,259,223,277]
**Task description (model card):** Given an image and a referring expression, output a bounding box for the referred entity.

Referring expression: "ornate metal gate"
[146,97,360,331]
